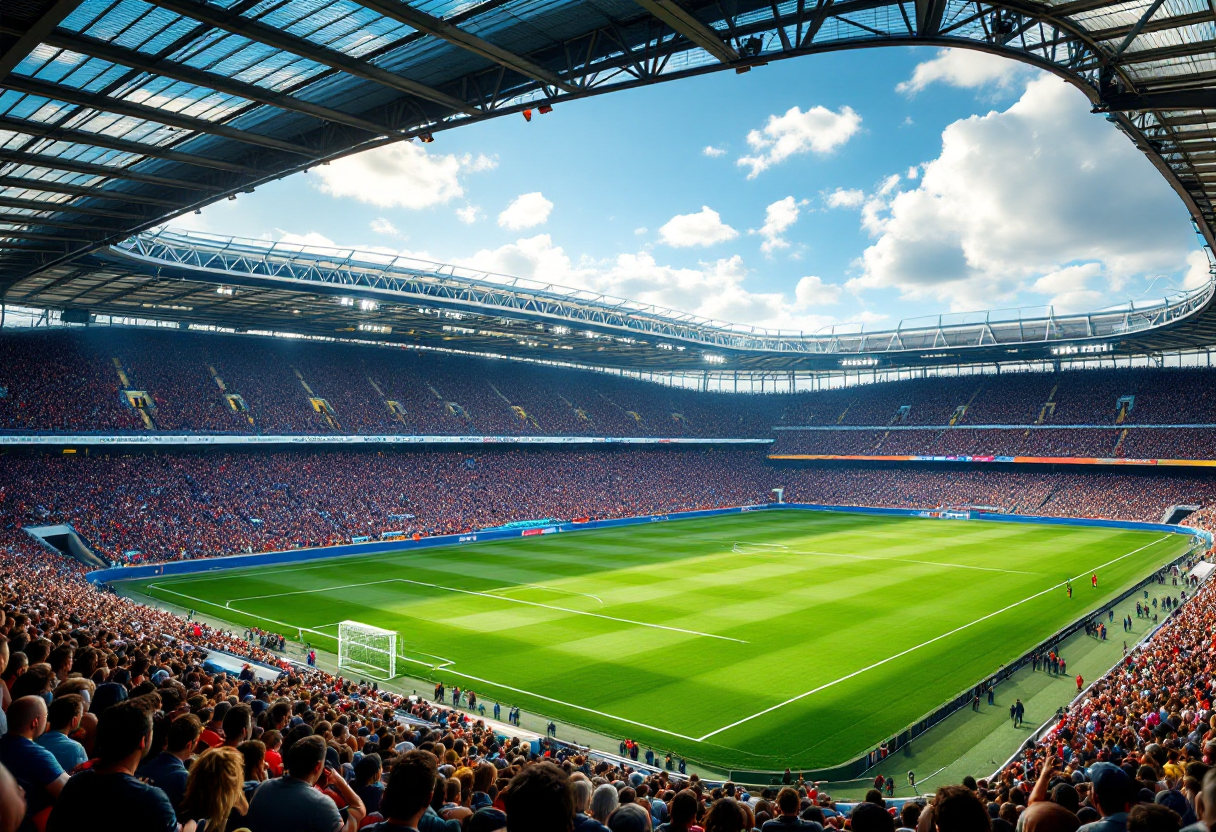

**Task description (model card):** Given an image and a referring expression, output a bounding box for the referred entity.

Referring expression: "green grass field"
[121,510,1192,773]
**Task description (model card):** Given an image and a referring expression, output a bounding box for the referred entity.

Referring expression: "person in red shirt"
[196,702,229,751]
[262,730,283,778]
[1076,674,1084,692]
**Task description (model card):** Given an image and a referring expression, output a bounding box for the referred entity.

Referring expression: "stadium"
[4,0,1216,829]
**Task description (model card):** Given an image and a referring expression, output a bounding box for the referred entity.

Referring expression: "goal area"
[337,620,397,680]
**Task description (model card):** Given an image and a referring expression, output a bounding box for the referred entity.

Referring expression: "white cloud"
[737,105,861,179]
[498,192,553,230]
[456,234,851,331]
[846,77,1197,312]
[703,146,727,158]
[906,166,919,180]
[456,204,483,224]
[753,196,803,254]
[826,188,865,209]
[634,227,648,235]
[1183,250,1214,290]
[794,275,841,306]
[658,206,739,248]
[314,142,495,209]
[896,48,1035,95]
[370,218,400,236]
[276,230,337,247]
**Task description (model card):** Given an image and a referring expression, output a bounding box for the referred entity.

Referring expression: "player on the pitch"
[1066,580,1073,599]
[1091,572,1099,588]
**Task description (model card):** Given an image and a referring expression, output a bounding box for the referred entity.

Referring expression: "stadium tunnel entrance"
[23,523,108,568]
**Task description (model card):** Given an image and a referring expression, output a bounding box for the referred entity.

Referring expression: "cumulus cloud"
[658,206,739,248]
[752,197,804,254]
[314,142,495,209]
[456,234,849,331]
[737,105,861,178]
[276,230,337,247]
[456,204,483,224]
[794,275,841,306]
[846,77,1197,312]
[703,145,727,157]
[498,192,553,230]
[825,188,865,209]
[896,48,1035,95]
[370,218,400,236]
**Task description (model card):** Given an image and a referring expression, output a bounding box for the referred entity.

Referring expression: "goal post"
[337,620,397,680]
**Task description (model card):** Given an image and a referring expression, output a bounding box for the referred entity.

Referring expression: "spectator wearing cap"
[34,693,86,773]
[242,734,365,832]
[1084,763,1134,832]
[607,803,651,832]
[47,698,182,832]
[0,696,67,830]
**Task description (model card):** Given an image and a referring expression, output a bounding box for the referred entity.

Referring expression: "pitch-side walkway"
[815,587,1164,799]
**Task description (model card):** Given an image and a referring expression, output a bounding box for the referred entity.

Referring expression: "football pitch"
[121,510,1192,772]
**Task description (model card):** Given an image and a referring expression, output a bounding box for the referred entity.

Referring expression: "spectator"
[47,698,181,832]
[33,693,86,773]
[0,696,67,830]
[241,734,365,832]
[931,786,991,832]
[608,804,652,832]
[366,750,441,831]
[503,762,575,832]
[139,713,202,811]
[180,747,248,832]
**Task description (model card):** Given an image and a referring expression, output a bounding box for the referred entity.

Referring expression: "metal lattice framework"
[5,226,1211,370]
[3,0,1216,367]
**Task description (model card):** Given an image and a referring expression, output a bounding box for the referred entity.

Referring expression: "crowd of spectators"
[0,329,775,438]
[4,446,1216,567]
[2,482,1216,831]
[0,448,775,564]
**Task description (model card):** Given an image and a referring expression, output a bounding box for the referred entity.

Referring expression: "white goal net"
[337,620,397,680]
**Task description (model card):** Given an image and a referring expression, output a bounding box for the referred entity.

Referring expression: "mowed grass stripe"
[125,512,1191,770]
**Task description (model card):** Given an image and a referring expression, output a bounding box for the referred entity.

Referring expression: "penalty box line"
[697,535,1175,742]
[144,582,701,742]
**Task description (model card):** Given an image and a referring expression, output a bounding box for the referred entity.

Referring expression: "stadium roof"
[5,226,1212,371]
[3,0,1216,370]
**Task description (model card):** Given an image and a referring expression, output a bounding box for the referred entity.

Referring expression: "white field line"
[191,576,744,644]
[145,582,698,740]
[391,577,745,643]
[697,535,1174,741]
[737,544,1038,576]
[487,584,604,605]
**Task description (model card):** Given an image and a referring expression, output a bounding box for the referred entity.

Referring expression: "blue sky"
[173,45,1207,333]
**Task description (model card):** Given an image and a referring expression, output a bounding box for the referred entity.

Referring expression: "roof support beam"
[147,0,478,116]
[0,228,107,243]
[0,195,144,219]
[0,212,123,232]
[0,114,259,175]
[0,149,225,192]
[1098,89,1216,111]
[346,0,576,92]
[0,0,88,82]
[1113,0,1167,56]
[631,0,740,63]
[1113,38,1216,65]
[1088,9,1211,42]
[41,31,405,138]
[915,0,949,37]
[4,75,321,157]
[0,175,181,207]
